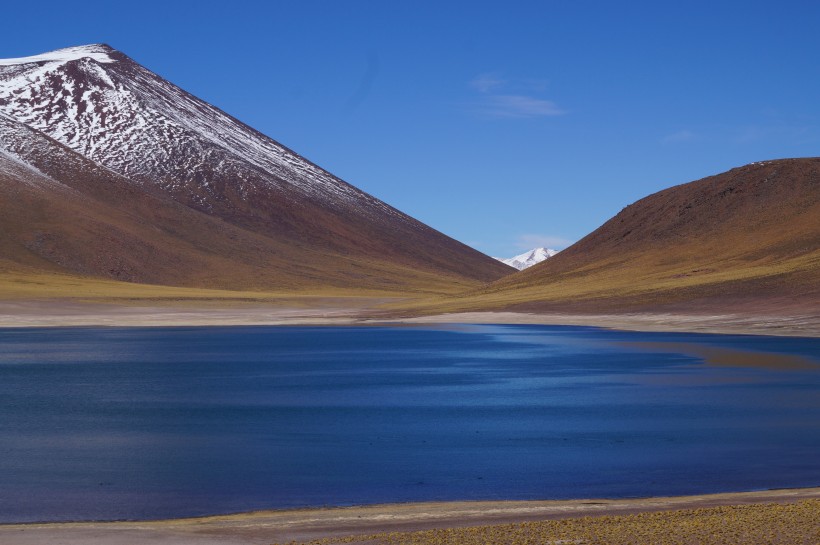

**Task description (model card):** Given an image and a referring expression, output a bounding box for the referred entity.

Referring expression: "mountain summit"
[495,248,558,270]
[0,44,511,293]
[0,44,117,66]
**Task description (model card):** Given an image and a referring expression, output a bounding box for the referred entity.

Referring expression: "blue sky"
[3,1,819,257]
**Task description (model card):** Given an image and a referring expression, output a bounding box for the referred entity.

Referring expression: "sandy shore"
[0,300,817,336]
[1,488,817,545]
[0,300,378,328]
[396,310,820,337]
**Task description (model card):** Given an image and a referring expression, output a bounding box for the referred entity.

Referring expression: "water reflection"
[620,341,818,370]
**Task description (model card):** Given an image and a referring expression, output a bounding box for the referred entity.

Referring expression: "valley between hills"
[0,45,818,336]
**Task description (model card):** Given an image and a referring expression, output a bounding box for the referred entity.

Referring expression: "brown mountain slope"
[0,114,510,296]
[411,158,820,314]
[0,45,513,296]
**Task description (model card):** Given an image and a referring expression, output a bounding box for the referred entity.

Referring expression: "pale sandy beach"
[396,310,820,337]
[1,488,818,545]
[0,300,369,328]
[0,300,817,337]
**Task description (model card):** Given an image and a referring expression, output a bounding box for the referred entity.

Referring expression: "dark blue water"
[0,325,818,523]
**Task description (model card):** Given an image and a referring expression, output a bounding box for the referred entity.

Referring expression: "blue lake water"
[0,324,818,523]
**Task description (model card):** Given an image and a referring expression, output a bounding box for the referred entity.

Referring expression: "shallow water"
[0,324,818,522]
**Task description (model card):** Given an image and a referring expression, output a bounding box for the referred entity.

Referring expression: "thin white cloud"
[469,73,505,93]
[476,95,565,119]
[662,130,695,144]
[468,73,564,119]
[515,234,574,250]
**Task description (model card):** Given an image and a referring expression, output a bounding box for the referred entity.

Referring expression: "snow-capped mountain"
[495,248,558,270]
[0,44,394,219]
[0,45,512,291]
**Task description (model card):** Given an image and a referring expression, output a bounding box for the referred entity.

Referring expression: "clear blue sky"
[4,1,819,257]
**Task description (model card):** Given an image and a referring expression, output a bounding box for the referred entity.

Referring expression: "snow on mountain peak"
[0,44,116,67]
[0,44,406,228]
[495,247,558,270]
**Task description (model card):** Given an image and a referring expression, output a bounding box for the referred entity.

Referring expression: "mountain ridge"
[403,157,820,314]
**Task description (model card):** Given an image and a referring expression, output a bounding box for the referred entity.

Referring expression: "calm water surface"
[0,325,818,522]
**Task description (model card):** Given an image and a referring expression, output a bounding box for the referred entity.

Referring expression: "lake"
[0,324,818,522]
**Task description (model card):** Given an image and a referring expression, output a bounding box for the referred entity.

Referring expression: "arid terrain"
[1,46,817,327]
[395,158,820,318]
[2,156,816,333]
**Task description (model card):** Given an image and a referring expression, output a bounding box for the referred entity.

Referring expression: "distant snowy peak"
[495,247,558,270]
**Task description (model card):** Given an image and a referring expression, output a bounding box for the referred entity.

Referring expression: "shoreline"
[0,300,817,337]
[391,310,820,337]
[2,487,818,544]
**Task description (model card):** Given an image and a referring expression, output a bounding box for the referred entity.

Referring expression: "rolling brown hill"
[414,158,820,314]
[0,45,512,297]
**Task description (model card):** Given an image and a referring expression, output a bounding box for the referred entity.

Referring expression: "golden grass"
[278,499,820,545]
[2,248,816,322]
[0,270,420,303]
[388,249,820,315]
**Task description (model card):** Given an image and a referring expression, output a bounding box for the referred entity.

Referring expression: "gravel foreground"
[1,488,818,545]
[282,499,819,545]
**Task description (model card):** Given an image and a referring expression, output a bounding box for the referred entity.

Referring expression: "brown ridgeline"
[416,158,820,314]
[0,45,511,296]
